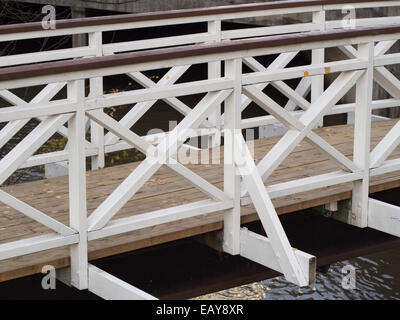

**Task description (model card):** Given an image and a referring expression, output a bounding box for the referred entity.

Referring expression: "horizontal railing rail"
[0,24,399,170]
[2,24,400,82]
[1,0,400,172]
[1,0,399,37]
[0,0,399,64]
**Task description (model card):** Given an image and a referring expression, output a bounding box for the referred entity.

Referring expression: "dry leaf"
[156,178,171,185]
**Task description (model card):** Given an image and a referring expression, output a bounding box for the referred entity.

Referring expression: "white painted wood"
[103,33,215,54]
[241,171,363,206]
[0,114,72,185]
[0,89,26,105]
[126,68,202,127]
[242,112,304,130]
[87,109,228,203]
[0,82,66,149]
[326,16,400,30]
[312,10,326,127]
[234,134,309,286]
[338,45,358,59]
[266,171,362,200]
[223,58,242,255]
[325,202,338,212]
[88,264,157,300]
[254,70,363,183]
[3,33,399,91]
[374,53,400,67]
[241,52,299,114]
[240,228,316,285]
[208,20,222,148]
[352,43,374,228]
[167,162,230,202]
[371,158,400,176]
[0,5,324,42]
[244,56,311,111]
[368,199,400,238]
[242,59,367,86]
[370,120,400,168]
[88,200,233,241]
[375,40,397,57]
[21,147,98,169]
[284,77,312,112]
[374,66,400,100]
[0,190,76,236]
[89,32,105,171]
[104,65,191,146]
[86,109,155,154]
[87,90,231,231]
[221,23,318,40]
[0,47,96,68]
[87,78,233,112]
[240,53,298,138]
[1,2,400,294]
[68,80,89,290]
[0,234,79,261]
[0,100,77,123]
[244,71,358,184]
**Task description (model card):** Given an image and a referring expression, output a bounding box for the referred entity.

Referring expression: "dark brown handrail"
[1,24,399,82]
[0,0,397,36]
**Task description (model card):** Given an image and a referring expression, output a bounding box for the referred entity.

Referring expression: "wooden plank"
[0,120,399,282]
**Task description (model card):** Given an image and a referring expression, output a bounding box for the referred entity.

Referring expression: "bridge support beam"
[368,199,400,238]
[325,198,400,240]
[240,228,316,285]
[88,264,157,300]
[322,200,353,224]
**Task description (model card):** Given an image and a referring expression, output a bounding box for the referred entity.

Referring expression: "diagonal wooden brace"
[233,134,315,287]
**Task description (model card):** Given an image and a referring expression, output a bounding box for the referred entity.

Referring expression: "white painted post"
[223,58,242,255]
[89,32,105,170]
[352,42,374,228]
[312,10,326,127]
[208,20,222,149]
[68,80,89,290]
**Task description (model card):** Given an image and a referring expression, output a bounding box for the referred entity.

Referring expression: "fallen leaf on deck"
[156,178,172,185]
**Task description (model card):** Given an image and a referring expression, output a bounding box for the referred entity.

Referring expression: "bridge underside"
[1,119,400,283]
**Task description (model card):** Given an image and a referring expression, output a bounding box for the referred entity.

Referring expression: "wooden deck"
[1,119,400,282]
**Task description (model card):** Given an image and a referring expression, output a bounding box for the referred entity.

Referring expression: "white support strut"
[88,264,157,300]
[2,2,400,299]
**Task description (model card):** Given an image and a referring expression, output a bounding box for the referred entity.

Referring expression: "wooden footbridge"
[1,0,400,299]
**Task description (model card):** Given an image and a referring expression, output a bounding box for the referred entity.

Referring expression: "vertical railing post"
[89,31,105,170]
[312,9,326,127]
[223,58,242,255]
[208,20,222,149]
[352,42,374,228]
[68,80,89,290]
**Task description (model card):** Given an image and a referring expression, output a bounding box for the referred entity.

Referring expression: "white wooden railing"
[1,1,400,299]
[1,0,400,171]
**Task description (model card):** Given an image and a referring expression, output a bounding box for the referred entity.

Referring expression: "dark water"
[196,248,400,300]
